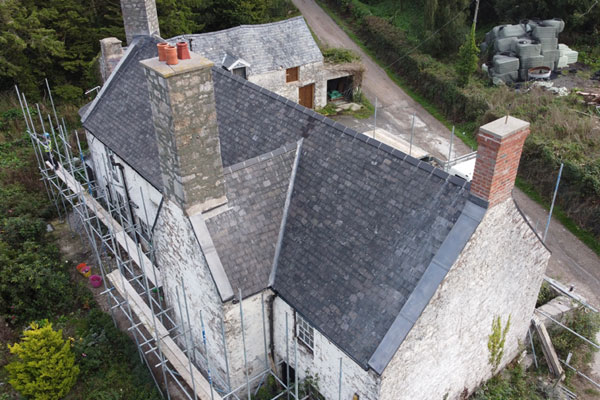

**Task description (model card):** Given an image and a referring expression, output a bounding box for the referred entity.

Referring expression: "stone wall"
[121,0,160,45]
[153,199,229,382]
[249,61,328,109]
[142,55,227,215]
[379,199,550,400]
[272,297,381,400]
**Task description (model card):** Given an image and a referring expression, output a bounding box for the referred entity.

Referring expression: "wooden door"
[299,83,314,109]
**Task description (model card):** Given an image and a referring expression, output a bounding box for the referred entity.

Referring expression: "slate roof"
[206,143,297,298]
[81,35,479,373]
[81,35,161,186]
[168,17,323,75]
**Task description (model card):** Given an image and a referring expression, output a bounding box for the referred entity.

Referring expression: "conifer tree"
[6,321,79,400]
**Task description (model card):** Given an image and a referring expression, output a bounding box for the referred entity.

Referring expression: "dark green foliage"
[472,364,543,399]
[535,282,558,308]
[155,0,207,37]
[65,309,162,400]
[455,24,480,86]
[0,0,124,98]
[208,0,297,29]
[0,240,74,325]
[423,0,470,56]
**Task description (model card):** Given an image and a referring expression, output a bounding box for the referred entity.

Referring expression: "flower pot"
[166,46,178,65]
[79,266,91,278]
[177,42,191,60]
[89,275,102,288]
[76,263,87,272]
[157,43,168,61]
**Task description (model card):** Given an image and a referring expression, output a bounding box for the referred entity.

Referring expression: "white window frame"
[296,313,314,351]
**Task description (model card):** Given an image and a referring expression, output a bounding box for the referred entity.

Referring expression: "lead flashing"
[367,199,486,375]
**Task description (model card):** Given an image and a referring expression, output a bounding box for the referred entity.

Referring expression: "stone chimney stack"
[471,116,530,207]
[121,0,160,45]
[100,38,123,82]
[141,51,227,216]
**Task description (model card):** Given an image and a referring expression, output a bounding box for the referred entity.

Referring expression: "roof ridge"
[223,141,300,175]
[212,68,470,190]
[171,16,305,41]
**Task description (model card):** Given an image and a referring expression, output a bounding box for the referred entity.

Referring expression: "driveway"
[292,0,472,161]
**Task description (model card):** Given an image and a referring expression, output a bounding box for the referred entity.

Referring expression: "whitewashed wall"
[272,297,381,400]
[86,131,162,229]
[249,61,328,108]
[223,290,273,391]
[380,199,550,400]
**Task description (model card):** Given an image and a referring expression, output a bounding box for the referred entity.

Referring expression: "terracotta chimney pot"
[157,43,168,61]
[165,45,178,65]
[177,42,191,60]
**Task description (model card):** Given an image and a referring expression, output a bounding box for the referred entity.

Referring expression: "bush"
[535,282,558,308]
[322,47,360,64]
[472,364,543,399]
[0,216,47,248]
[6,320,79,400]
[0,240,74,324]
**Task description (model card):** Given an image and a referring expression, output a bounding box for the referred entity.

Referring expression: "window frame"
[296,313,314,352]
[286,66,299,83]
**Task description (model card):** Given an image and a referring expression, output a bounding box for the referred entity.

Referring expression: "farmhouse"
[78,1,552,398]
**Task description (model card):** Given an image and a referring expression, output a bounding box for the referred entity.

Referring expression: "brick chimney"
[100,38,123,83]
[140,52,227,216]
[121,0,160,45]
[471,116,530,207]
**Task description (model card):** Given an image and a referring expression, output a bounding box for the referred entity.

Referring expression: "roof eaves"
[367,199,487,375]
[268,139,303,287]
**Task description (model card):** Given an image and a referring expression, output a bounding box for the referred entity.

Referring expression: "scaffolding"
[18,84,340,400]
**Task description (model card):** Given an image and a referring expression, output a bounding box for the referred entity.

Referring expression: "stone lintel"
[140,53,214,79]
[479,116,530,140]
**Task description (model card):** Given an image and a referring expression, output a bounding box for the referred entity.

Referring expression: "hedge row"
[322,0,600,241]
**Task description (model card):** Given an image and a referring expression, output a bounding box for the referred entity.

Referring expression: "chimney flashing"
[479,116,530,140]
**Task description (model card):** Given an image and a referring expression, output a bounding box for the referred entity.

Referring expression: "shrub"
[0,240,74,324]
[6,320,79,400]
[0,216,47,248]
[322,47,360,64]
[535,282,558,308]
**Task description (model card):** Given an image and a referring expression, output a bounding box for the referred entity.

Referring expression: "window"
[106,149,120,183]
[296,313,314,351]
[286,66,299,83]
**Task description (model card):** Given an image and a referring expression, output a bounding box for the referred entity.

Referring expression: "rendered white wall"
[223,290,273,391]
[379,199,550,400]
[86,131,162,229]
[272,297,381,400]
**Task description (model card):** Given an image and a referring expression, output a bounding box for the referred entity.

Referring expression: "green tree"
[455,23,479,86]
[423,0,470,57]
[6,320,79,400]
[156,0,207,38]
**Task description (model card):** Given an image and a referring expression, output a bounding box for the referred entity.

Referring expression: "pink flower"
[82,353,87,357]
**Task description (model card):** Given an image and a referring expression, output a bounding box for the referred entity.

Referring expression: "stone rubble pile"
[481,18,579,84]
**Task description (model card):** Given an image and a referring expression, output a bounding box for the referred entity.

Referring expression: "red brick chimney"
[471,116,530,207]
